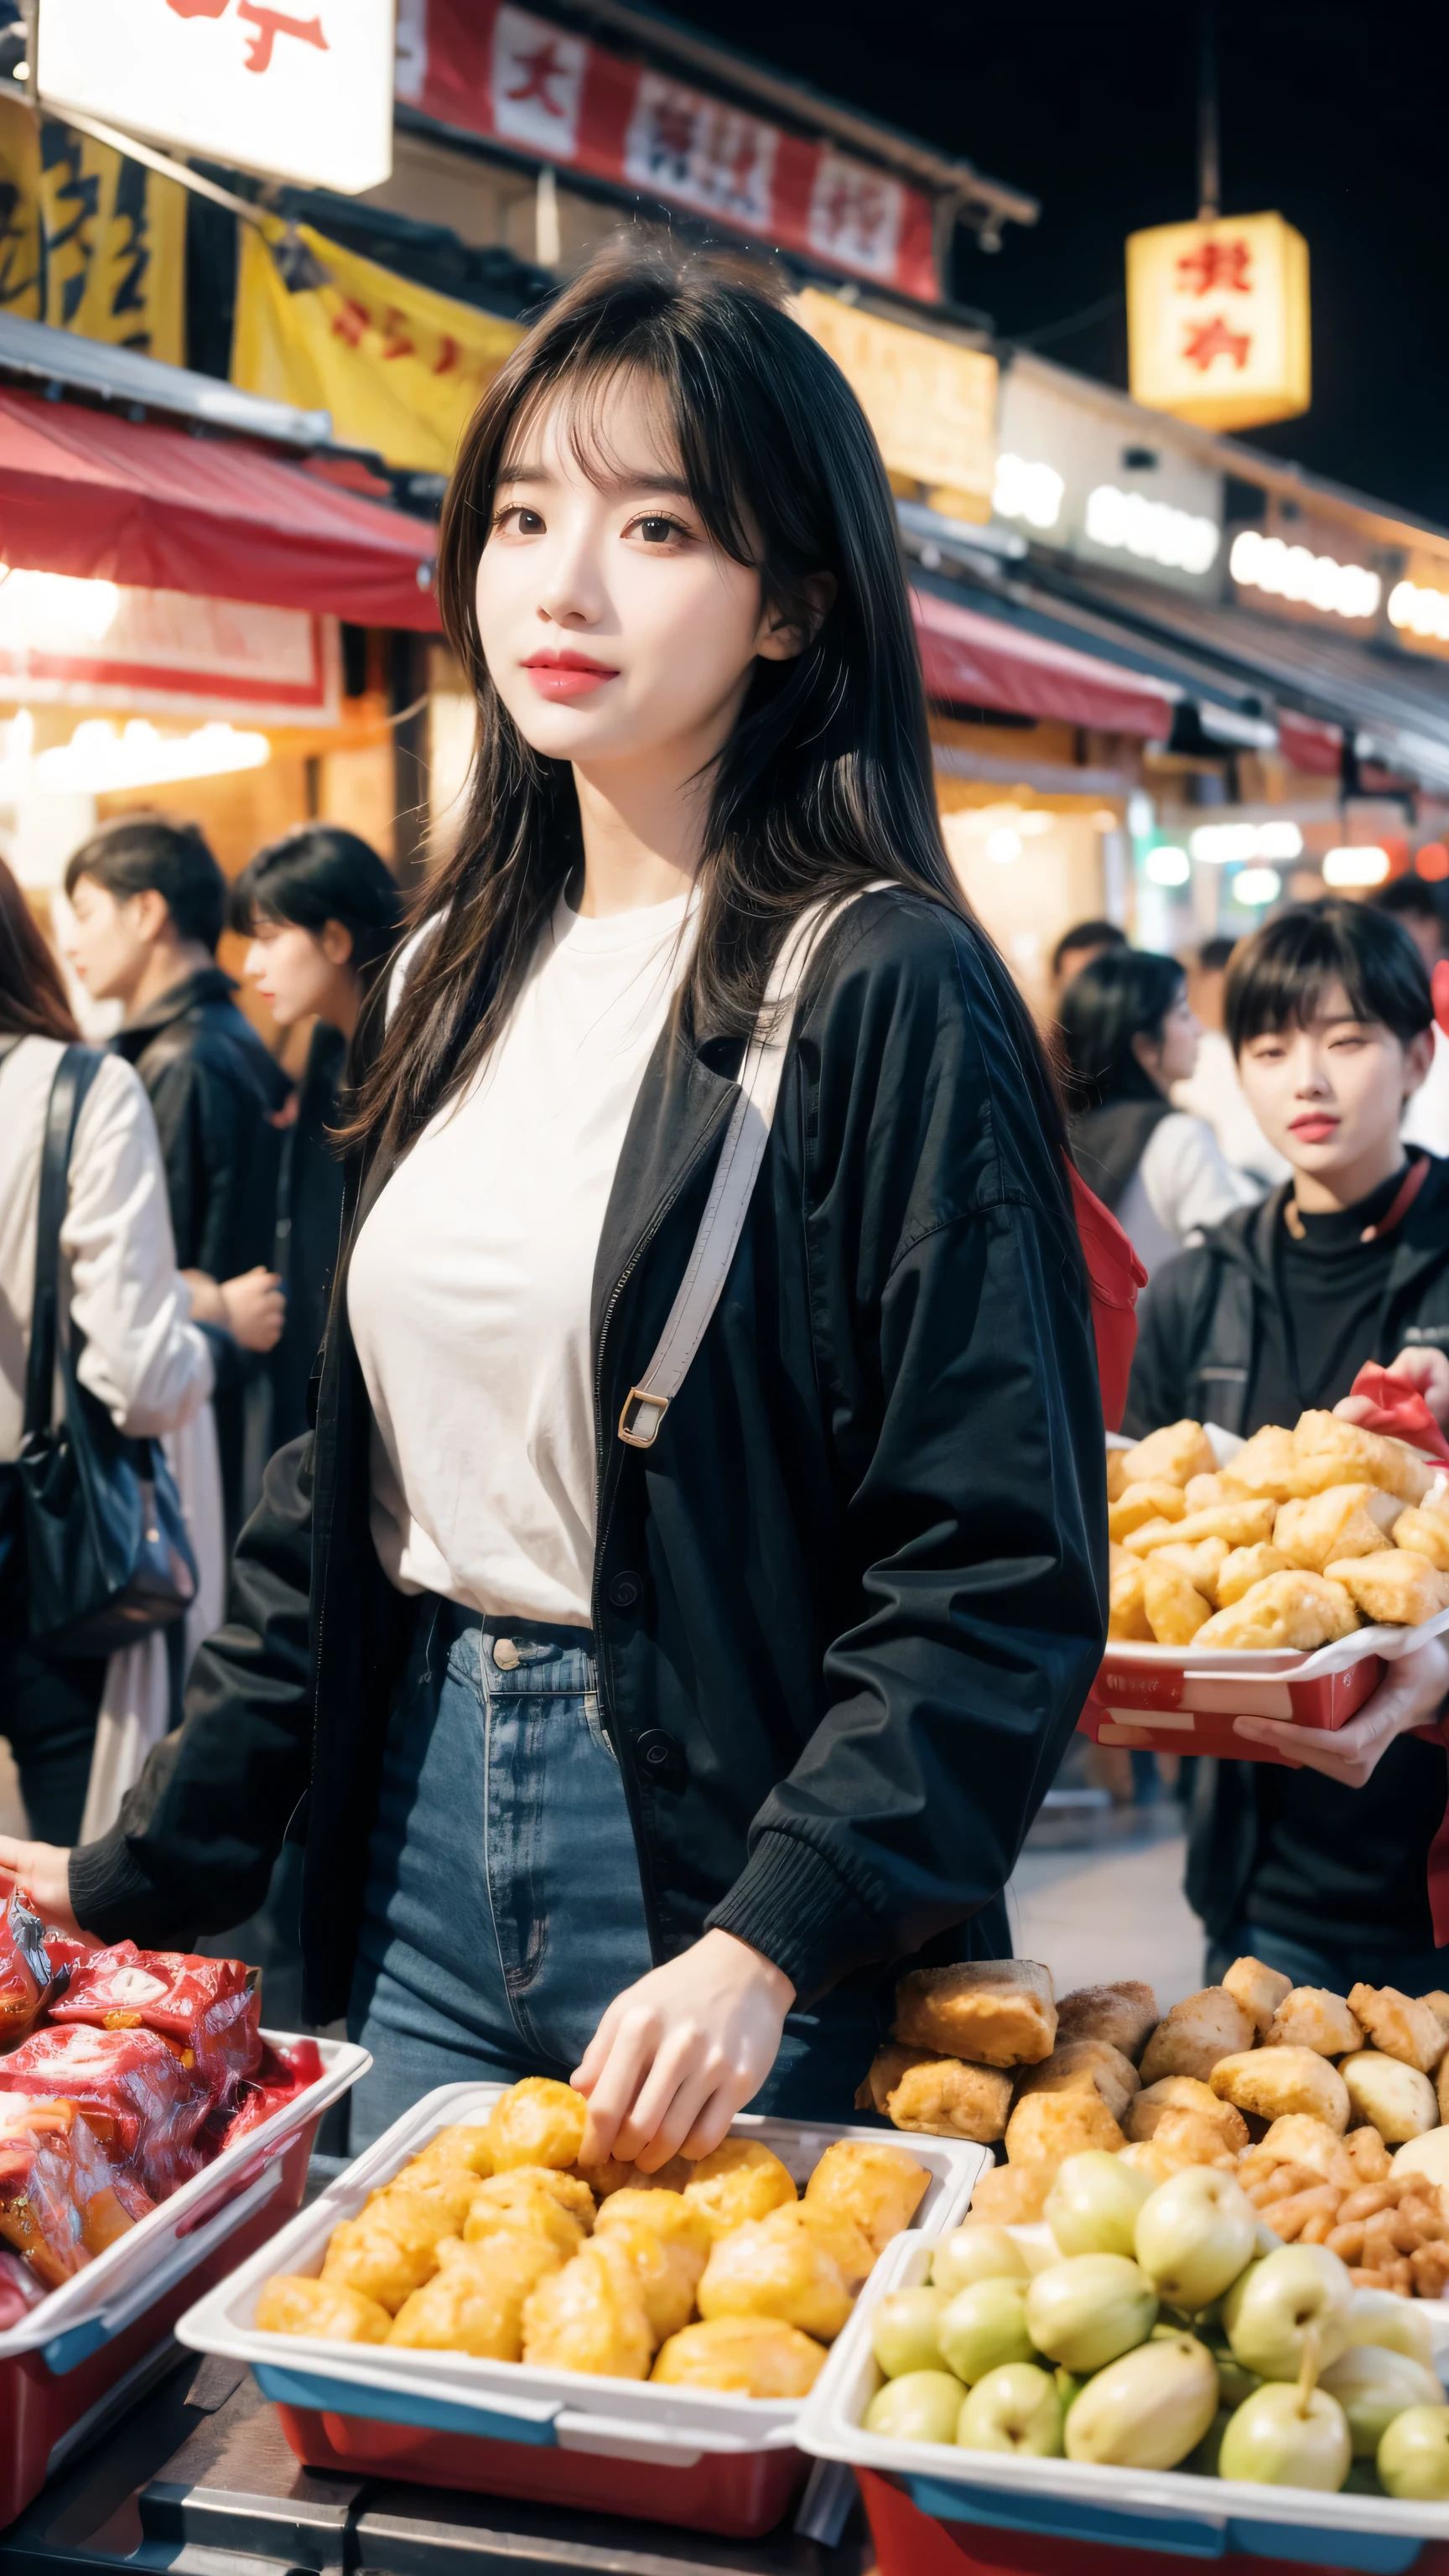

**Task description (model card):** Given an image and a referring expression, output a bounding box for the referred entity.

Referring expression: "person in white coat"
[0,858,214,1842]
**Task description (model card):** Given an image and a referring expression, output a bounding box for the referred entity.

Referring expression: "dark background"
[662,0,1449,525]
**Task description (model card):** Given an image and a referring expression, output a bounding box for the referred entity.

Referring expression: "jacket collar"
[121,963,238,1037]
[1208,1156,1449,1301]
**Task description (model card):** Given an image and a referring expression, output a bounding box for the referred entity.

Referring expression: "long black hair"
[1059,948,1186,1109]
[0,857,79,1042]
[344,242,1067,1177]
[230,824,403,984]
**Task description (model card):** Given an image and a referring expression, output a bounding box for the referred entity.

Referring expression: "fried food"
[321,2190,460,2313]
[1128,2075,1248,2152]
[390,2232,563,2358]
[1390,1507,1449,1572]
[803,2137,931,2253]
[590,2213,700,2342]
[680,2140,797,2239]
[255,2274,393,2343]
[1239,2117,1355,2191]
[1150,1537,1231,1602]
[1055,1981,1159,2064]
[1265,1988,1365,2058]
[1347,1986,1449,2075]
[1338,2051,1439,2145]
[405,2125,496,2183]
[651,2315,827,2395]
[1221,1955,1293,2037]
[521,2244,653,2378]
[1293,1412,1434,1505]
[372,2163,483,2236]
[1326,1550,1449,1627]
[964,2163,1053,2224]
[1275,1485,1402,1572]
[1108,1551,1153,1643]
[1186,1473,1233,1512]
[1140,2108,1240,2174]
[1109,1480,1189,1543]
[1120,1420,1217,1487]
[594,2189,711,2271]
[792,2199,876,2290]
[1126,1499,1278,1557]
[1194,1571,1359,1652]
[483,2078,589,2173]
[461,2175,589,2258]
[865,2050,1012,2142]
[1344,2125,1395,2184]
[1216,1545,1293,1607]
[1105,1449,1133,1504]
[1137,1987,1257,2085]
[1420,1991,1449,2042]
[1003,2085,1124,2164]
[696,2205,853,2341]
[892,1960,1057,2069]
[1225,1424,1317,1504]
[1208,2046,1351,2133]
[1143,1557,1213,1644]
[1013,2038,1140,2128]
[574,2152,690,2199]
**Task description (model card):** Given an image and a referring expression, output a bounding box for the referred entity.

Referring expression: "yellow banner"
[0,96,184,363]
[798,288,998,520]
[232,221,524,474]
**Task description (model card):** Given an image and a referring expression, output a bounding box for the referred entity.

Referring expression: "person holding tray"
[1125,900,1449,1992]
[0,247,1105,2158]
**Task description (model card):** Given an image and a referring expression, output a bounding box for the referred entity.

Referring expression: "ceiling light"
[985,828,1022,865]
[1084,484,1220,576]
[1322,846,1390,888]
[1389,579,1449,642]
[1255,820,1304,860]
[0,718,271,800]
[1230,528,1382,621]
[1145,845,1190,886]
[1232,866,1281,906]
[1190,820,1302,865]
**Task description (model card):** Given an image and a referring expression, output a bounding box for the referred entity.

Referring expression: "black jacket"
[72,891,1108,2024]
[1126,1164,1449,1946]
[112,967,291,1283]
[270,1023,348,1447]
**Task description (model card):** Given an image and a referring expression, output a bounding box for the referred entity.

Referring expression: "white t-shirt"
[1114,1110,1262,1280]
[347,887,695,1625]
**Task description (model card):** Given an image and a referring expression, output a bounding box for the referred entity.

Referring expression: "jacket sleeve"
[64,1057,215,1438]
[69,1432,315,1945]
[708,901,1108,2001]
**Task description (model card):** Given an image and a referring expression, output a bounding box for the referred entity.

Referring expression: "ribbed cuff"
[706,1829,886,2008]
[69,1830,188,1950]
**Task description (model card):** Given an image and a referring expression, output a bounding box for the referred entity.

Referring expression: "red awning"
[0,388,441,630]
[1276,708,1343,777]
[911,587,1178,740]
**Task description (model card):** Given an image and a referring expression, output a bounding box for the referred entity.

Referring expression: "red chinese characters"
[164,0,329,75]
[1182,314,1253,372]
[1176,236,1253,294]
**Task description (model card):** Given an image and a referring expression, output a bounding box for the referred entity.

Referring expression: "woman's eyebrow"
[494,460,693,500]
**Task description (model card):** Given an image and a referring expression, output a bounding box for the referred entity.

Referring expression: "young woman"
[1,250,1105,2163]
[1062,946,1259,1276]
[1127,901,1449,1993]
[231,826,402,1444]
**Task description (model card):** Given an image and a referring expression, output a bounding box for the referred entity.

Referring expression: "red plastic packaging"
[0,2247,44,2330]
[0,2096,153,2287]
[217,2038,324,2150]
[0,1887,83,2049]
[0,2023,211,2198]
[48,1945,262,2105]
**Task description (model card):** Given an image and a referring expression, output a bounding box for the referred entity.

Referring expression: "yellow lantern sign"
[798,289,998,521]
[1126,212,1310,432]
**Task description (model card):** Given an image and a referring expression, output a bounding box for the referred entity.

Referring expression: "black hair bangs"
[1225,900,1433,1053]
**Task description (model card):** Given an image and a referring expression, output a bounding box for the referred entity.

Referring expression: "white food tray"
[797,2230,1449,2573]
[177,2080,989,2468]
[0,2030,369,2374]
[1101,1606,1449,1682]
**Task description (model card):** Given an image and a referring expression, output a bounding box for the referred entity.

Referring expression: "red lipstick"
[1290,1114,1339,1143]
[522,649,619,700]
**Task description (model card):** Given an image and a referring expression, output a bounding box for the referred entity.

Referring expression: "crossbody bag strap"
[24,1045,104,1438]
[618,880,892,1449]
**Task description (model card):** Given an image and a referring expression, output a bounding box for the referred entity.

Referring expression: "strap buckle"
[618,1388,669,1448]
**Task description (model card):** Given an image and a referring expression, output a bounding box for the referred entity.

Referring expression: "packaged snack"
[0,2095,153,2288]
[0,2023,211,2198]
[216,2036,323,2148]
[48,1944,263,2111]
[0,1886,85,2049]
[0,2243,45,2327]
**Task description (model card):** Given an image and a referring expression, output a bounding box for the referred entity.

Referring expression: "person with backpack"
[2,248,1106,2162]
[1126,901,1449,1993]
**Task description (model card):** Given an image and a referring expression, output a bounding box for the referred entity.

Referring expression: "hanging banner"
[1126,212,1310,433]
[799,291,996,516]
[397,0,940,303]
[232,220,524,473]
[0,569,339,722]
[0,96,184,362]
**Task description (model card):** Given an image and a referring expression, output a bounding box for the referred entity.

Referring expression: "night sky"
[662,0,1449,527]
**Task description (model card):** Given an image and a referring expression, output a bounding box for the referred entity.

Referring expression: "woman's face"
[244,916,354,1029]
[475,371,808,782]
[1132,984,1201,1091]
[1237,976,1433,1178]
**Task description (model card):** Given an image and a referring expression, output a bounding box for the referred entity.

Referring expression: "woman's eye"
[633,515,684,545]
[494,503,543,535]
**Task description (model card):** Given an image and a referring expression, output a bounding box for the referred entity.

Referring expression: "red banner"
[401,0,940,303]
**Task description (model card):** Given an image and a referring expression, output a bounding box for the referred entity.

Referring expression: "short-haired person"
[1052,916,1127,1002]
[63,815,288,1535]
[231,827,402,1444]
[1373,875,1449,1160]
[1061,947,1259,1275]
[1126,901,1449,1992]
[1173,937,1291,1187]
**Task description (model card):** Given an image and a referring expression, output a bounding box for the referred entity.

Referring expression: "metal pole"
[1197,0,1221,222]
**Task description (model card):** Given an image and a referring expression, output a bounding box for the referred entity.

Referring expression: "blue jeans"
[1206,1919,1449,1996]
[346,1599,887,2149]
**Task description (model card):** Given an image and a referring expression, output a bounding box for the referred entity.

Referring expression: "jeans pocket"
[582,1688,618,1763]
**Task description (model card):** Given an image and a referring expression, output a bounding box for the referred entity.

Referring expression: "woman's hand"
[1233,1633,1449,1786]
[1335,1347,1449,1432]
[0,1836,96,1944]
[572,1929,794,2172]
[218,1268,286,1353]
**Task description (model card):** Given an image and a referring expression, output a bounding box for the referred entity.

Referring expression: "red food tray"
[1078,1648,1384,1763]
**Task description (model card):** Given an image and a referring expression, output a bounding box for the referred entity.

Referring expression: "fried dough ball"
[256,2274,392,2343]
[1138,1987,1256,2085]
[321,2190,459,2313]
[1143,1557,1213,1645]
[892,1961,1057,2068]
[371,2164,482,2236]
[483,2078,589,2173]
[1209,2046,1350,2133]
[965,2163,1053,2224]
[389,2231,564,2357]
[404,2126,496,2184]
[595,2188,711,2266]
[1326,1551,1449,1627]
[1145,2108,1241,2174]
[696,2205,853,2342]
[589,2212,700,2342]
[1108,1551,1153,1643]
[1128,2075,1249,2152]
[1225,1424,1316,1504]
[461,2174,589,2258]
[1338,2051,1439,2145]
[1239,2116,1355,2191]
[1013,2038,1140,2128]
[1222,1955,1293,2038]
[1105,1447,1133,1504]
[1195,1571,1359,1652]
[1055,1981,1159,2063]
[1344,2124,1395,2184]
[803,2138,931,2255]
[792,2200,876,2291]
[1265,1988,1365,2058]
[1127,1499,1277,1558]
[522,2246,653,2378]
[1150,1537,1230,1603]
[861,2049,1012,2143]
[1293,1412,1434,1505]
[1391,1507,1449,1572]
[1185,1472,1233,1512]
[680,2140,797,2239]
[1274,1485,1401,1573]
[1004,2086,1124,2164]
[1109,1480,1189,1543]
[1120,1420,1217,1487]
[651,2316,828,2395]
[1216,1545,1293,1608]
[574,2152,691,2198]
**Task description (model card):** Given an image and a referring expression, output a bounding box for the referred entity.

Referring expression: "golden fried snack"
[1013,2038,1140,2128]
[869,2052,1012,2142]
[792,2200,876,2290]
[1004,2086,1124,2164]
[651,2316,827,2395]
[372,2163,483,2236]
[1241,2116,1356,2189]
[804,2138,931,2254]
[574,2152,690,2199]
[1127,1499,1278,1558]
[256,2274,393,2343]
[1275,1484,1401,1572]
[1420,1990,1449,2043]
[1121,1420,1217,1487]
[680,2140,797,2239]
[892,1961,1057,2069]
[483,2079,589,2173]
[1105,1448,1133,1504]
[965,2163,1053,2224]
[321,2190,460,2313]
[1109,1480,1189,1543]
[522,2245,653,2378]
[1347,1986,1449,2075]
[1055,1981,1159,2063]
[461,2177,589,2259]
[1195,1571,1359,1652]
[1209,2047,1350,2133]
[1128,2075,1248,2152]
[1216,1545,1293,1608]
[1224,1424,1315,1504]
[1326,1550,1449,1627]
[1138,1987,1256,2085]
[1391,1507,1449,1572]
[595,2189,711,2268]
[590,2213,699,2342]
[1344,2125,1395,2184]
[1108,1551,1153,1643]
[855,2042,929,2117]
[1222,1955,1293,2036]
[1151,1537,1230,1602]
[1338,2051,1439,2144]
[405,2126,496,2184]
[1265,1988,1365,2057]
[389,2231,564,2357]
[1143,1558,1213,1645]
[1185,1473,1233,1512]
[696,2205,852,2341]
[1293,1412,1434,1505]
[1141,2109,1240,2175]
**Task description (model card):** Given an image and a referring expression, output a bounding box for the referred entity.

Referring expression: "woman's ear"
[319,917,356,969]
[756,570,838,664]
[1130,1026,1164,1082]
